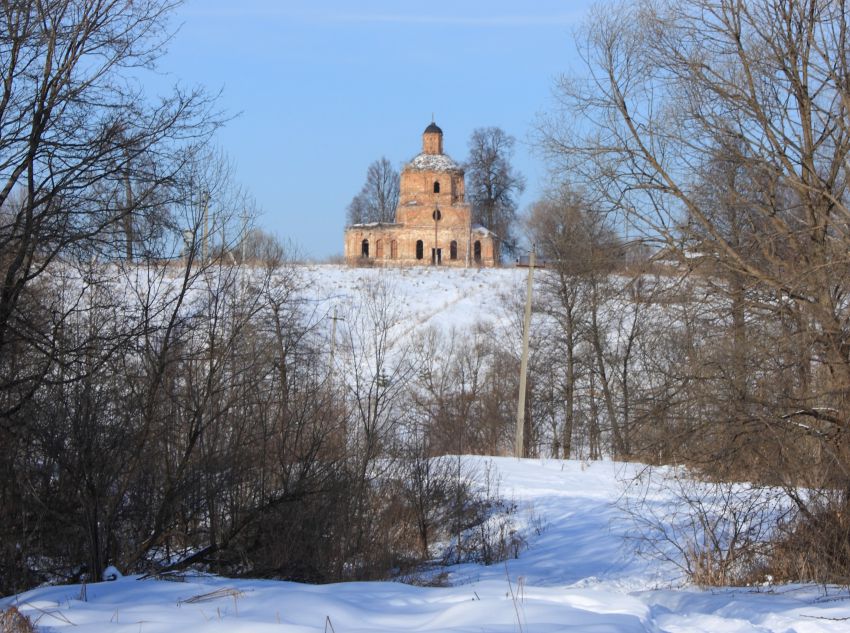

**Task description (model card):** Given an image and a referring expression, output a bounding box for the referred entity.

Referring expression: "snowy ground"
[299,264,528,333]
[4,457,849,632]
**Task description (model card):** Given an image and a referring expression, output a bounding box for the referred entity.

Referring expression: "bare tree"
[540,0,850,413]
[411,324,516,457]
[539,0,850,580]
[465,127,526,256]
[527,187,636,458]
[527,188,596,457]
[0,0,219,425]
[346,157,400,225]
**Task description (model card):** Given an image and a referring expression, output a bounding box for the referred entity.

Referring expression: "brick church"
[343,122,499,267]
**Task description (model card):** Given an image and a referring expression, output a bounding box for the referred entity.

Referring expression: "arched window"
[361,239,369,258]
[390,240,398,259]
[433,181,440,193]
[450,240,458,260]
[473,240,481,262]
[375,239,383,259]
[416,240,424,260]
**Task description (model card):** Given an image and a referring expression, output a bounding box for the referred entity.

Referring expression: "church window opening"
[416,240,424,260]
[433,181,440,193]
[361,239,369,258]
[450,240,458,260]
[473,240,481,262]
[375,239,383,259]
[390,240,398,259]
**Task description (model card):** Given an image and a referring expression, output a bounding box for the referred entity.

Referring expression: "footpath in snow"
[3,457,850,632]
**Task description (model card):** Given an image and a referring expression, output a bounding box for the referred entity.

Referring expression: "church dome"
[408,152,461,171]
[424,122,443,135]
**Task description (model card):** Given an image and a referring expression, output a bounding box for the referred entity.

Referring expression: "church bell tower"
[422,122,443,154]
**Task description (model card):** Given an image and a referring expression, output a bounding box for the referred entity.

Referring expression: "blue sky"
[157,0,600,259]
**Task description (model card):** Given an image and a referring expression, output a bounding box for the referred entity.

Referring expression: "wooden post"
[515,245,535,458]
[202,191,210,262]
[330,306,339,372]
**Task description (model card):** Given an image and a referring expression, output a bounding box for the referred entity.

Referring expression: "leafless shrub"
[399,570,450,587]
[443,461,526,566]
[623,467,789,587]
[766,496,850,585]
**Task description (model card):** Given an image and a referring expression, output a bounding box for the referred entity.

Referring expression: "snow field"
[4,457,849,632]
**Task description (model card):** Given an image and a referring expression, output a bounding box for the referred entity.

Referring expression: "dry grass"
[177,587,243,605]
[765,504,850,585]
[686,546,735,587]
[0,607,35,633]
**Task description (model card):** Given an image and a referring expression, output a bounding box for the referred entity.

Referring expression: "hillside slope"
[299,264,529,334]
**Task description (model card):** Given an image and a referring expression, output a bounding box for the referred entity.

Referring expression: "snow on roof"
[347,222,399,229]
[471,224,494,237]
[406,152,462,172]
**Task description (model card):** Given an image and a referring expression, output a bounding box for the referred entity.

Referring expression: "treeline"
[0,0,516,594]
[529,0,850,583]
[1,254,535,593]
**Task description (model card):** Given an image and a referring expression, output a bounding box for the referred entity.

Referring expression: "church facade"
[343,123,499,267]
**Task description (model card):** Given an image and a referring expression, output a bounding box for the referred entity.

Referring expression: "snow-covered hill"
[298,264,529,334]
[4,456,848,632]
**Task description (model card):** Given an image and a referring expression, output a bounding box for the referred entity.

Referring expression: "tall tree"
[527,187,629,458]
[0,0,218,425]
[465,127,525,256]
[346,157,400,225]
[527,188,596,458]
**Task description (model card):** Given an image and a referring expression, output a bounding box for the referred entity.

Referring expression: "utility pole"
[329,306,342,372]
[202,191,210,262]
[515,245,535,458]
[240,209,249,264]
[329,306,347,403]
[328,306,348,450]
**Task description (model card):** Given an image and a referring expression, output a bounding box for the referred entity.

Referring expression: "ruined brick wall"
[344,224,498,268]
